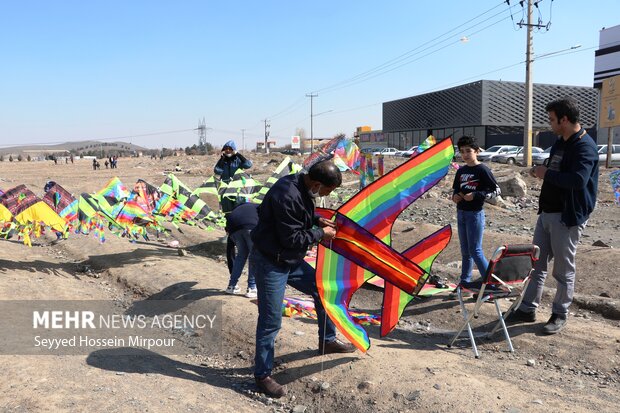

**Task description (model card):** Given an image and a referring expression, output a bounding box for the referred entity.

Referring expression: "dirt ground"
[0,153,619,413]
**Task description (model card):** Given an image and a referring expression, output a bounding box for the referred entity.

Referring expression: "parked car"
[532,147,552,166]
[477,145,519,162]
[597,144,620,163]
[274,148,301,156]
[360,147,380,154]
[372,147,399,156]
[494,146,544,165]
[395,146,418,157]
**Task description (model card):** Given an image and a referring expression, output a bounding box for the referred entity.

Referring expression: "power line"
[314,1,521,95]
[260,1,512,128]
[317,10,522,97]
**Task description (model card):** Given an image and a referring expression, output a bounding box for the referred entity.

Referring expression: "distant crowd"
[92,156,119,170]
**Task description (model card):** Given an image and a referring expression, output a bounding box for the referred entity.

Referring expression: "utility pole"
[519,0,547,167]
[241,129,245,151]
[197,117,207,147]
[307,93,318,153]
[522,0,534,167]
[263,120,270,154]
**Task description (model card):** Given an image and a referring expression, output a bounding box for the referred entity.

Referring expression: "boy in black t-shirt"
[450,136,501,298]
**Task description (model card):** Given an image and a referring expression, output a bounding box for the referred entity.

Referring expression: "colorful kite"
[315,137,454,352]
[302,134,360,173]
[414,135,437,154]
[160,174,220,222]
[282,297,381,326]
[0,185,66,245]
[42,182,78,231]
[252,157,302,204]
[332,139,361,173]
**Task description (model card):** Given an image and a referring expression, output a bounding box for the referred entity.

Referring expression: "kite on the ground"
[42,182,78,231]
[0,185,66,245]
[160,174,221,223]
[130,179,198,226]
[314,138,454,352]
[282,297,381,326]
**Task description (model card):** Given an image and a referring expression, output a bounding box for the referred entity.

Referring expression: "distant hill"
[0,140,149,156]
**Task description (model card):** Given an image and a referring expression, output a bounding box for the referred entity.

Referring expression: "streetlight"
[310,109,333,153]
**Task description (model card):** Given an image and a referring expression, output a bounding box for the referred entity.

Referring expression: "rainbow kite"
[315,137,454,352]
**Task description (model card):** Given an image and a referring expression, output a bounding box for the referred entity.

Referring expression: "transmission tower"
[197,117,207,147]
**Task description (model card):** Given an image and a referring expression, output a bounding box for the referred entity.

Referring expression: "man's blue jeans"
[227,229,256,289]
[250,248,336,378]
[457,209,489,283]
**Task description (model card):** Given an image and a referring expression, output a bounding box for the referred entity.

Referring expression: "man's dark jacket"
[540,128,598,226]
[251,174,323,266]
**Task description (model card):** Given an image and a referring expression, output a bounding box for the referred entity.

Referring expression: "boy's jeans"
[457,209,489,283]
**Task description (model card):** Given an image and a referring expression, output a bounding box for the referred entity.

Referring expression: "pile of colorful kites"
[0,157,304,246]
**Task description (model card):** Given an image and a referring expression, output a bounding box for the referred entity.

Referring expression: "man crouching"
[250,160,356,398]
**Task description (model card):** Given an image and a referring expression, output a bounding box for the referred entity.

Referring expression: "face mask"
[308,184,321,198]
[225,153,233,158]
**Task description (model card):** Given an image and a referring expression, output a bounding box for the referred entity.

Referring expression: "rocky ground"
[0,153,619,413]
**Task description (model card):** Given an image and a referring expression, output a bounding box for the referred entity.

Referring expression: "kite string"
[317,237,332,412]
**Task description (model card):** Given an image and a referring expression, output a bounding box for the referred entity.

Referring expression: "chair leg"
[494,299,514,352]
[490,298,517,336]
[448,289,480,358]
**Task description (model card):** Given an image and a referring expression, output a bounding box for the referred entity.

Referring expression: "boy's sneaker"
[245,287,258,298]
[504,308,536,323]
[542,313,567,335]
[225,285,240,295]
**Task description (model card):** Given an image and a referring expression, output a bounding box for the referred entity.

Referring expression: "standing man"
[214,140,252,214]
[506,97,599,334]
[214,140,252,183]
[250,160,356,398]
[214,139,253,269]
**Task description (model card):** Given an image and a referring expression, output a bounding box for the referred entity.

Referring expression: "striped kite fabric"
[315,138,454,352]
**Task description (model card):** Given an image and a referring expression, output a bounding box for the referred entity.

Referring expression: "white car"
[477,145,519,162]
[494,146,544,165]
[395,146,418,157]
[372,147,399,156]
[532,147,552,166]
[597,144,620,163]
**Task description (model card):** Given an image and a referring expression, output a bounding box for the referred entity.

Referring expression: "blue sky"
[1,0,619,150]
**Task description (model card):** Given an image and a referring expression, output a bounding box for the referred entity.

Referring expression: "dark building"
[382,79,598,150]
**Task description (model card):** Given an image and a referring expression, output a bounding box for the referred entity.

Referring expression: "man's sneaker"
[225,285,240,295]
[448,288,472,300]
[255,376,287,398]
[245,287,258,298]
[318,339,357,355]
[504,308,536,323]
[542,313,567,335]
